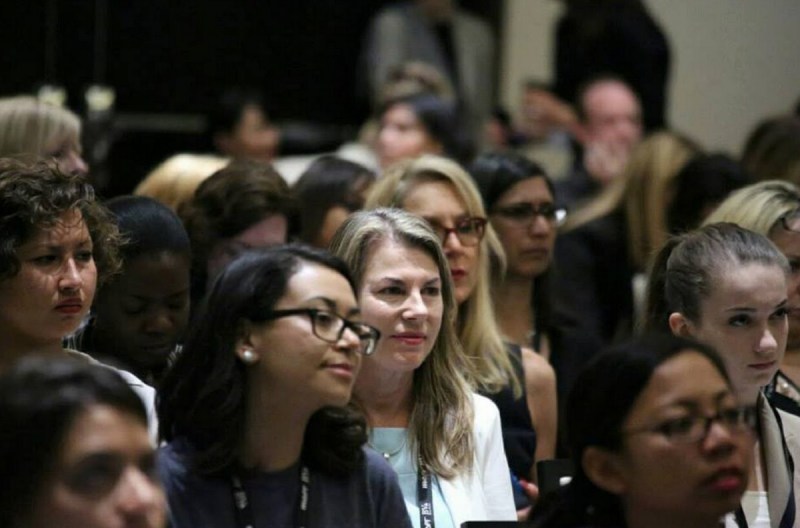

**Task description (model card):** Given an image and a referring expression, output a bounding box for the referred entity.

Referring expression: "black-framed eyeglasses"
[780,209,800,234]
[491,202,567,227]
[623,405,757,444]
[259,308,380,356]
[426,217,487,247]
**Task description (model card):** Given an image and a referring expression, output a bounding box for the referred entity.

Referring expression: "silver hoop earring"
[241,349,257,364]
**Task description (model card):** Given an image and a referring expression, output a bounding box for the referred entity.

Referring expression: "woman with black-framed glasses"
[528,334,755,528]
[470,152,601,455]
[705,180,800,410]
[156,245,411,528]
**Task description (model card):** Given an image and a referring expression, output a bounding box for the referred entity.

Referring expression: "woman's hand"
[515,478,540,521]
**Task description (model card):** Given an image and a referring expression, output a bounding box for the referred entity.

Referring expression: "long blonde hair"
[565,131,700,270]
[365,155,521,397]
[329,208,474,477]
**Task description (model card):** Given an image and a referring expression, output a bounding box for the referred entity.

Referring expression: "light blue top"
[369,427,455,528]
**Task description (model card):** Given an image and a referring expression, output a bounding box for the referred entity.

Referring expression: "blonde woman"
[366,155,556,507]
[0,95,87,174]
[555,131,700,343]
[705,180,800,407]
[330,208,515,526]
[134,153,229,212]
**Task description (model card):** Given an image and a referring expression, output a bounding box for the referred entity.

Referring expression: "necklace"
[368,437,407,461]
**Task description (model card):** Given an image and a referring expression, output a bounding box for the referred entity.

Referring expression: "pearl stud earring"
[241,349,257,364]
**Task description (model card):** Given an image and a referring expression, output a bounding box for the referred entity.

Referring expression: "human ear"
[582,446,628,495]
[668,312,693,338]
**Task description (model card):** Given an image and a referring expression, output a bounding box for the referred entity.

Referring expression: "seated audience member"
[518,80,578,180]
[470,152,600,417]
[208,87,279,163]
[555,131,699,344]
[555,76,643,209]
[741,115,800,185]
[645,223,800,525]
[0,357,166,528]
[359,0,494,141]
[553,0,670,132]
[330,209,517,525]
[528,334,754,528]
[292,155,376,248]
[179,159,297,306]
[156,245,411,528]
[341,60,457,171]
[70,196,191,386]
[0,94,88,174]
[0,160,157,437]
[134,153,229,212]
[376,92,472,169]
[666,153,752,234]
[704,181,800,409]
[366,156,558,513]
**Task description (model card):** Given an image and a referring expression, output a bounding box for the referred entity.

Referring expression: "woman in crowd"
[470,152,600,414]
[704,181,800,408]
[529,334,755,528]
[0,160,156,436]
[329,208,516,525]
[365,156,555,507]
[555,130,700,343]
[645,222,800,526]
[666,153,752,235]
[0,94,88,174]
[134,153,229,213]
[0,357,166,528]
[208,87,280,163]
[179,159,298,306]
[156,245,411,527]
[376,93,471,169]
[292,155,376,248]
[69,196,191,386]
[741,115,800,185]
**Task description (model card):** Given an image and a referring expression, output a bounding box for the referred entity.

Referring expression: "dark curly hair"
[0,159,121,283]
[157,244,366,477]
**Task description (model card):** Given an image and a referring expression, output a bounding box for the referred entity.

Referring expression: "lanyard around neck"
[230,465,311,528]
[734,400,796,528]
[418,457,435,528]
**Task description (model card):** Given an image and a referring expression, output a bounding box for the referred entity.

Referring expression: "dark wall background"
[0,1,503,195]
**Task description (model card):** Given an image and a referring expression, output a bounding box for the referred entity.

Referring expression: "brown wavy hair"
[0,159,121,283]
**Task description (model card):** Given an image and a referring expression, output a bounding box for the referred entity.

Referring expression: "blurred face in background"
[44,133,88,175]
[769,213,800,350]
[377,103,442,168]
[216,104,279,163]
